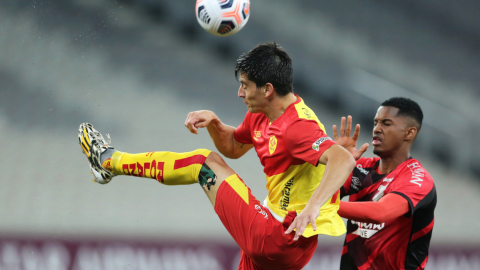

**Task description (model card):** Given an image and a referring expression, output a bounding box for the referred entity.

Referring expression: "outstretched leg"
[78,123,317,269]
[78,123,234,207]
[109,150,233,207]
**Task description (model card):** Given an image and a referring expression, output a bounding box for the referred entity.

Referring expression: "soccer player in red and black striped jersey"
[333,98,436,270]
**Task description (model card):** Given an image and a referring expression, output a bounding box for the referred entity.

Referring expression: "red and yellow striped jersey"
[234,95,346,237]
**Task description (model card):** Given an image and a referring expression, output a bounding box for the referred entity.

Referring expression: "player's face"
[238,74,268,113]
[372,106,409,157]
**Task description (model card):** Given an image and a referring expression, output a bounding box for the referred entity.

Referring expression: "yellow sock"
[104,149,211,185]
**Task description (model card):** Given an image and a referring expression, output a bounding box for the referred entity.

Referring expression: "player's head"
[372,97,423,157]
[235,42,293,97]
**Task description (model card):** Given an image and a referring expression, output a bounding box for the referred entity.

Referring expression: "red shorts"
[214,174,318,270]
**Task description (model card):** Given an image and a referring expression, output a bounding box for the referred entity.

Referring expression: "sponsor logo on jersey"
[269,136,277,155]
[279,177,294,210]
[383,177,394,183]
[351,220,385,238]
[253,130,261,141]
[356,164,369,175]
[255,205,269,219]
[407,162,425,187]
[351,176,362,190]
[312,137,332,151]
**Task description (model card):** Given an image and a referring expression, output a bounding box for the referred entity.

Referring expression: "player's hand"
[332,115,369,160]
[284,204,320,241]
[185,110,217,134]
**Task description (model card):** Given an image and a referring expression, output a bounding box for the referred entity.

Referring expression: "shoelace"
[90,130,112,148]
[106,134,111,145]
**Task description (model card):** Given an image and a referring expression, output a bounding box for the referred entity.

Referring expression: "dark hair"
[381,97,423,130]
[235,42,293,96]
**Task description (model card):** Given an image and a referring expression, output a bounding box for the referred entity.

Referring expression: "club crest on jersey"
[312,137,332,151]
[269,136,277,155]
[253,131,261,141]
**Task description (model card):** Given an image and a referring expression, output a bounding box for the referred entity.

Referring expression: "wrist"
[306,200,323,211]
[205,112,220,129]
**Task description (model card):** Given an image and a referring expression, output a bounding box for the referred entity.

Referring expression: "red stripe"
[174,155,207,170]
[330,190,339,204]
[410,218,434,243]
[416,255,428,270]
[156,162,164,183]
[342,245,348,255]
[349,183,381,201]
[346,233,359,243]
[358,244,383,270]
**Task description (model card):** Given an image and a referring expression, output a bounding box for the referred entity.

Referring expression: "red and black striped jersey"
[340,157,436,270]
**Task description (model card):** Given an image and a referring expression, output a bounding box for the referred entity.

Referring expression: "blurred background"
[1,0,479,269]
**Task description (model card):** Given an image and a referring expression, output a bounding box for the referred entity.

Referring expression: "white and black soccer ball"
[195,0,250,37]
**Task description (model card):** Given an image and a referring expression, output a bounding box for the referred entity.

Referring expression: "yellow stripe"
[83,127,91,145]
[81,134,90,152]
[225,174,249,205]
[293,100,327,133]
[80,143,90,157]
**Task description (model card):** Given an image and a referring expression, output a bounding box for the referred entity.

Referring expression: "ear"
[264,83,275,98]
[404,127,418,142]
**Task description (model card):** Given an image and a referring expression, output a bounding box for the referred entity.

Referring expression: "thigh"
[214,174,268,253]
[215,175,318,270]
[263,212,318,270]
[238,250,263,270]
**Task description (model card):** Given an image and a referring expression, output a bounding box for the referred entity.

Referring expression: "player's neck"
[263,93,297,123]
[378,150,411,174]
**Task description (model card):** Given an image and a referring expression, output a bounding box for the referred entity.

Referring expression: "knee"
[205,151,225,166]
[205,152,235,179]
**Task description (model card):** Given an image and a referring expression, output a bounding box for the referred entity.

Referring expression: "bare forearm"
[308,146,356,208]
[206,117,239,158]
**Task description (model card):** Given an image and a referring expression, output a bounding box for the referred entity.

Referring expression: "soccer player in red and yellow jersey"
[332,98,436,270]
[78,43,356,270]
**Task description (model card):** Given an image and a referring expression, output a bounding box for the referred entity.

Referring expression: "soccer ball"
[195,0,250,37]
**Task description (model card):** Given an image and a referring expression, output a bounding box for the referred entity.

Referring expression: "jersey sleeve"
[389,161,436,217]
[284,119,336,166]
[233,112,253,144]
[340,172,353,198]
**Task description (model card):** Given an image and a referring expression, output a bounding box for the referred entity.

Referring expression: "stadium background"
[0,0,479,269]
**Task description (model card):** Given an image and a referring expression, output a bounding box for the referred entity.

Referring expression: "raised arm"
[285,144,356,241]
[333,115,369,160]
[185,110,253,159]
